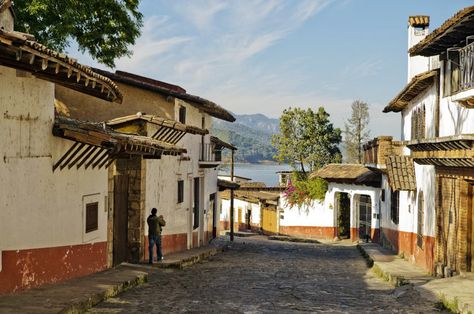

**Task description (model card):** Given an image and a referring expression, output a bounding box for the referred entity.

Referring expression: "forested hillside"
[212,113,279,163]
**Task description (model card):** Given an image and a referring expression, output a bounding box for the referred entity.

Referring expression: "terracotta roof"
[220,190,280,203]
[385,156,416,191]
[0,30,122,103]
[409,6,474,56]
[211,136,237,150]
[239,182,266,188]
[217,179,240,190]
[107,114,208,136]
[53,116,185,169]
[310,164,382,187]
[383,70,437,113]
[408,16,430,27]
[93,68,235,122]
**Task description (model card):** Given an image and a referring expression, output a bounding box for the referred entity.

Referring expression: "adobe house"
[0,1,184,293]
[56,70,236,262]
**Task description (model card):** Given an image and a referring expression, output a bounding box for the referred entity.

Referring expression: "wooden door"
[358,195,372,241]
[262,205,278,235]
[210,193,217,239]
[238,207,242,231]
[113,174,129,266]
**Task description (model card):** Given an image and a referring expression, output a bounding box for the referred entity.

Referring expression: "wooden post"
[230,149,235,242]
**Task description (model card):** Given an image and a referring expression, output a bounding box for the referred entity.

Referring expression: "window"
[177,180,184,204]
[443,55,460,97]
[417,191,424,248]
[411,105,425,140]
[381,190,385,202]
[390,190,399,224]
[85,202,99,233]
[179,106,186,124]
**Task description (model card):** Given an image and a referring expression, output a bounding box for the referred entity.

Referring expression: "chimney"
[407,16,430,82]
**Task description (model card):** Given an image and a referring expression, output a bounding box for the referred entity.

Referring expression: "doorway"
[358,195,372,242]
[113,174,128,266]
[210,193,217,239]
[334,192,350,239]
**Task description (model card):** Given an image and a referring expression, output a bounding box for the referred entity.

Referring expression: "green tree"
[272,107,342,175]
[14,0,143,68]
[344,100,370,164]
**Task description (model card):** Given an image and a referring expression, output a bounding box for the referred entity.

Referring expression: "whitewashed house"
[383,9,474,275]
[56,70,236,262]
[0,1,184,293]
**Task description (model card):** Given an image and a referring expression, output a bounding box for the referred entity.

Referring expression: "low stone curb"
[225,231,258,237]
[156,245,228,270]
[356,244,408,287]
[63,272,148,314]
[268,235,321,244]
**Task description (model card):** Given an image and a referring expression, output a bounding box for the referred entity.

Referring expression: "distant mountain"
[212,113,280,163]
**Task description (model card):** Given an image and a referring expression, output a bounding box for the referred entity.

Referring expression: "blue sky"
[70,0,473,139]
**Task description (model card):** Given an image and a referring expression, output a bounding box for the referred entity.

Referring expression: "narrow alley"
[89,237,445,313]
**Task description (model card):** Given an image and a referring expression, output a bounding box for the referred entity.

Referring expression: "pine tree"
[344,100,370,164]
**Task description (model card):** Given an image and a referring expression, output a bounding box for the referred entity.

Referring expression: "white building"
[56,70,236,263]
[0,1,184,293]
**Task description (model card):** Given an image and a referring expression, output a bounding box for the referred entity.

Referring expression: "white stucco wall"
[326,183,381,230]
[0,66,109,251]
[401,85,437,141]
[279,198,333,228]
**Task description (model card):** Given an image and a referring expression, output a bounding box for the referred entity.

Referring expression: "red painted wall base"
[279,226,336,239]
[0,242,107,295]
[381,228,435,272]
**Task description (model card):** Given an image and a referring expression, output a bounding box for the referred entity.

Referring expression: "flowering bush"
[283,175,328,208]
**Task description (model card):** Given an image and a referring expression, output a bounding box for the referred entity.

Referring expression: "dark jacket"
[147,214,166,236]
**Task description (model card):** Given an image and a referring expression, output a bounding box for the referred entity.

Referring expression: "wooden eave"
[238,186,286,192]
[383,70,437,113]
[107,114,208,145]
[210,136,236,150]
[0,30,122,103]
[408,135,474,167]
[217,179,240,190]
[409,6,474,57]
[93,68,236,122]
[52,117,185,171]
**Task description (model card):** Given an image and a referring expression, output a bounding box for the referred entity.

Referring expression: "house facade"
[382,9,474,275]
[0,2,183,293]
[56,70,235,264]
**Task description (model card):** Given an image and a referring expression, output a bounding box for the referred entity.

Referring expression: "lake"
[220,163,292,186]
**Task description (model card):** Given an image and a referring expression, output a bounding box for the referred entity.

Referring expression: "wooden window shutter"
[85,202,99,233]
[417,191,424,248]
[391,190,399,225]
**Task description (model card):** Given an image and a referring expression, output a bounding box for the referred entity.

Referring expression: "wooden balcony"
[199,143,222,168]
[460,41,474,94]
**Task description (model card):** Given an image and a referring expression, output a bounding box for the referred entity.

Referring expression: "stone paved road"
[89,236,446,313]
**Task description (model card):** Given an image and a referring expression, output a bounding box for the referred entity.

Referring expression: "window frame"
[390,190,399,225]
[177,180,184,204]
[85,202,99,233]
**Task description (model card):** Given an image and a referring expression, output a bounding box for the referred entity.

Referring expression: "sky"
[70,0,473,139]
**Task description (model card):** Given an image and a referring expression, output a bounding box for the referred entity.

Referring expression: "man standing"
[147,208,166,264]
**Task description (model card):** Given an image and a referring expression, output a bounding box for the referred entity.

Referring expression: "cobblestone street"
[90,236,445,313]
